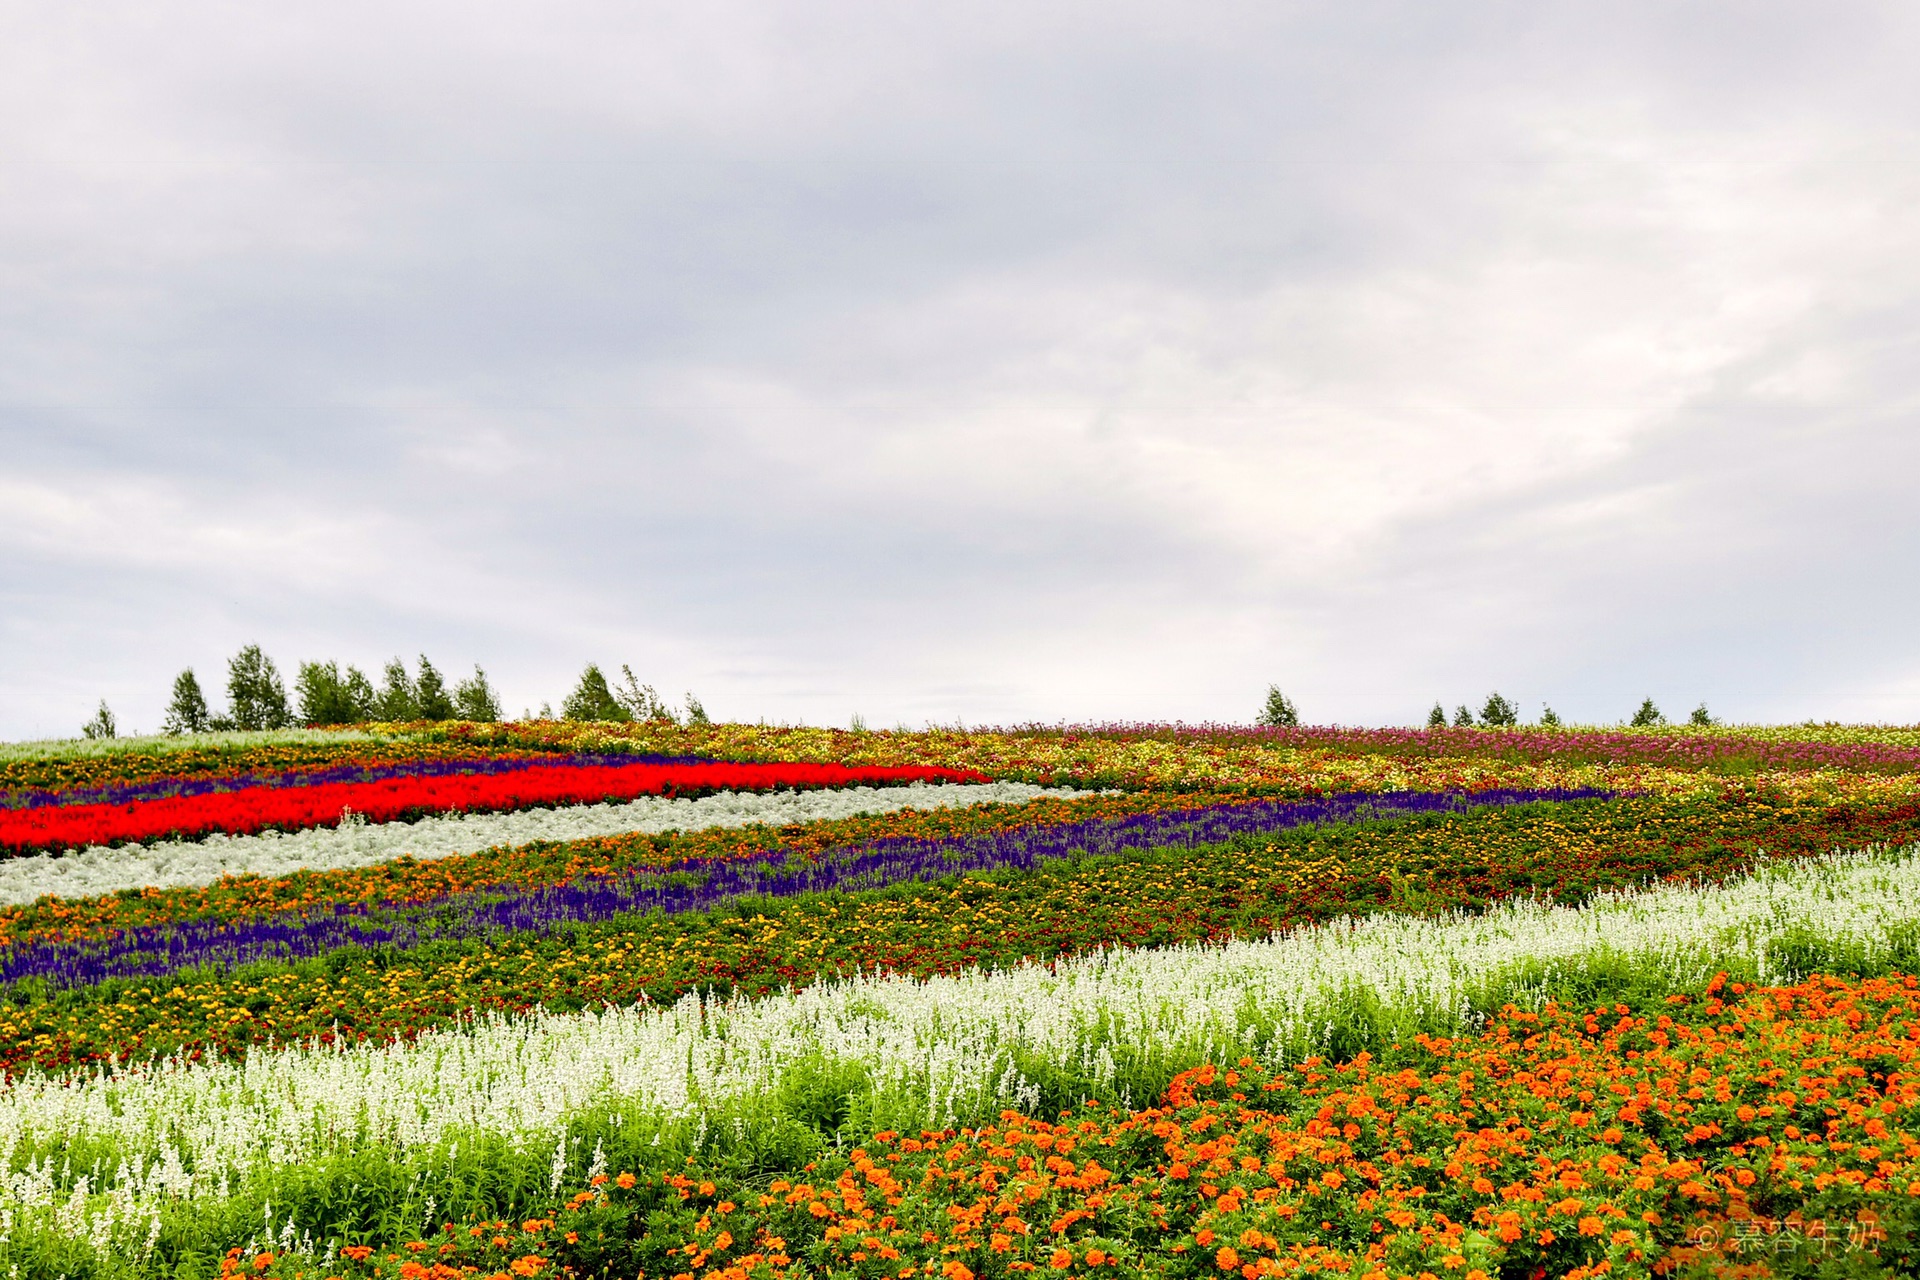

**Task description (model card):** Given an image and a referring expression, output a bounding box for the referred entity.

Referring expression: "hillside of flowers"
[3,719,1920,1279]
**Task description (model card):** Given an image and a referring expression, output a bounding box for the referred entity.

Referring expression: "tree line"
[74,647,710,738]
[1254,686,1718,730]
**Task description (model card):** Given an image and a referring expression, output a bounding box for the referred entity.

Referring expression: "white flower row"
[0,781,1084,905]
[5,842,1919,1259]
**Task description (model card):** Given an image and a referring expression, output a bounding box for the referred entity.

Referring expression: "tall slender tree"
[161,669,210,734]
[227,645,291,730]
[414,656,456,721]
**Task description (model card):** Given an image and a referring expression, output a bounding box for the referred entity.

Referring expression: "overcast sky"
[4,1,1919,738]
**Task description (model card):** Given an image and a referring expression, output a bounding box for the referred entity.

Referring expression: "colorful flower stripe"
[0,751,709,811]
[0,781,1094,911]
[288,974,1920,1280]
[0,789,1599,987]
[0,787,1171,948]
[0,761,988,854]
[0,736,501,796]
[11,787,1919,1075]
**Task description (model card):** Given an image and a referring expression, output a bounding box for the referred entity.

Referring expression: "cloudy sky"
[4,1,1918,738]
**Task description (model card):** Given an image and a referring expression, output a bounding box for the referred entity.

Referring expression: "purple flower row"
[3,787,1608,989]
[0,752,712,812]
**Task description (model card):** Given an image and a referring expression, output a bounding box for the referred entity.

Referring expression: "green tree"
[296,661,368,726]
[1629,697,1665,727]
[80,700,117,740]
[1478,691,1519,727]
[1425,703,1446,729]
[1690,702,1715,727]
[614,665,676,723]
[375,658,418,722]
[561,663,630,722]
[454,666,503,722]
[414,656,456,721]
[1452,704,1475,728]
[1256,685,1299,727]
[684,693,711,726]
[1540,705,1563,728]
[161,669,210,735]
[341,666,377,720]
[227,644,291,730]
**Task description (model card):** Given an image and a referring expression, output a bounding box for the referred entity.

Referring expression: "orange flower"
[1215,1247,1241,1271]
[1049,1248,1073,1269]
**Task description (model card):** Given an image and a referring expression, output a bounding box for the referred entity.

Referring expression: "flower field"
[3,722,1920,1279]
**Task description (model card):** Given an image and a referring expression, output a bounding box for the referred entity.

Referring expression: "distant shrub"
[1478,691,1519,727]
[226,645,292,731]
[1256,686,1299,727]
[414,656,456,721]
[1690,703,1715,727]
[80,700,116,740]
[454,666,503,722]
[1452,704,1475,728]
[161,669,210,735]
[375,658,419,722]
[1630,697,1665,727]
[1425,703,1446,729]
[1540,705,1562,728]
[561,663,630,722]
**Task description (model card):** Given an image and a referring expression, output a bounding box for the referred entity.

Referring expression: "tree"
[1452,705,1475,728]
[296,661,371,726]
[454,666,503,722]
[375,658,418,722]
[162,669,210,734]
[684,692,711,726]
[1256,686,1299,728]
[1426,703,1446,729]
[414,656,456,721]
[341,666,378,720]
[1540,705,1562,728]
[227,644,291,730]
[1690,703,1715,727]
[1478,691,1519,727]
[1630,697,1665,728]
[614,665,675,723]
[81,700,117,740]
[561,663,630,722]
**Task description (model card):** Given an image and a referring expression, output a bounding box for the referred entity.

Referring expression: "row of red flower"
[0,762,988,855]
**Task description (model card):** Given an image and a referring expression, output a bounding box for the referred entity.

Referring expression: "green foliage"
[413,656,456,721]
[226,645,292,731]
[561,663,630,722]
[1630,696,1665,727]
[614,664,676,723]
[375,658,418,722]
[1539,705,1562,728]
[296,661,376,726]
[1452,704,1474,728]
[1425,703,1445,729]
[160,669,211,735]
[453,666,503,723]
[1255,685,1299,727]
[684,693,711,726]
[1690,702,1715,727]
[1477,691,1519,727]
[80,701,116,741]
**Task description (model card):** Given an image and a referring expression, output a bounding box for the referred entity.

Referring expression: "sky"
[4,1,1919,738]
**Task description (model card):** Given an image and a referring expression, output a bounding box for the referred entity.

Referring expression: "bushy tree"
[1256,685,1299,728]
[1690,703,1715,727]
[561,663,630,722]
[1425,703,1446,729]
[1630,697,1665,727]
[296,661,376,726]
[454,666,503,722]
[684,692,710,726]
[1452,704,1475,728]
[1540,705,1563,728]
[1478,691,1519,727]
[414,656,456,721]
[161,669,210,735]
[227,644,291,730]
[375,658,418,722]
[614,665,676,723]
[81,700,117,740]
